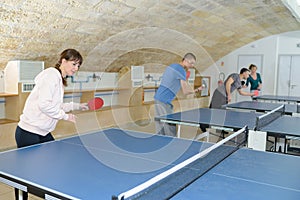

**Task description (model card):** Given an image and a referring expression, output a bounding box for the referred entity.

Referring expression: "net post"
[112,196,122,200]
[281,104,285,116]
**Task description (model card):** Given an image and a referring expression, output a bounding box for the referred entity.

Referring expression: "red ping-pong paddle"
[254,90,259,96]
[186,71,191,80]
[88,97,104,110]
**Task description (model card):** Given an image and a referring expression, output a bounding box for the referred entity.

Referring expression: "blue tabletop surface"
[225,101,297,114]
[172,148,300,200]
[0,128,211,199]
[260,115,300,137]
[156,107,300,138]
[253,95,300,102]
[155,108,260,130]
[1,128,300,199]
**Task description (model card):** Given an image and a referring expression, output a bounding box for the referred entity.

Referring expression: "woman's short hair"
[182,53,196,61]
[240,68,250,74]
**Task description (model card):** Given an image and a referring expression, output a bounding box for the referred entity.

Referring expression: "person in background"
[210,68,255,109]
[200,68,255,133]
[246,64,262,94]
[14,49,88,200]
[154,53,203,137]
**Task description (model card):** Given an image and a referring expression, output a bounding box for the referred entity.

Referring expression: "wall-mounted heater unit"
[4,60,44,94]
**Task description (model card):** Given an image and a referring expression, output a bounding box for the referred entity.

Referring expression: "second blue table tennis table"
[0,128,299,200]
[156,107,259,133]
[155,107,300,154]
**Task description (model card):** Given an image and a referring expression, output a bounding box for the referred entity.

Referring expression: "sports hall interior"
[0,1,300,199]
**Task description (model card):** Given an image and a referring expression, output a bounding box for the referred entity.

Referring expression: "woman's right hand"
[67,114,77,123]
[227,95,232,103]
[80,103,89,111]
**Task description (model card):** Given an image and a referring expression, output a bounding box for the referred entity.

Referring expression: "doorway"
[277,55,300,96]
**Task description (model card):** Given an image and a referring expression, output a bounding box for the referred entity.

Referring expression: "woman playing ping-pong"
[14,49,88,200]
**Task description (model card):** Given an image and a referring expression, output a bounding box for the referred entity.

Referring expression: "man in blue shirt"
[154,53,202,136]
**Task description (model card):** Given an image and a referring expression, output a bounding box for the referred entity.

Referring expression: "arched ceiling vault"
[0,0,299,73]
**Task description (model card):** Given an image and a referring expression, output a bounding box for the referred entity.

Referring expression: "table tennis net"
[255,105,285,131]
[115,126,248,200]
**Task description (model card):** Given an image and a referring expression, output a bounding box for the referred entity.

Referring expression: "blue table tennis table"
[253,94,300,104]
[155,107,300,153]
[0,128,299,200]
[172,147,300,200]
[156,107,260,133]
[224,100,298,115]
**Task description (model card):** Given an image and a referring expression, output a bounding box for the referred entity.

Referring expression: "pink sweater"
[18,68,81,136]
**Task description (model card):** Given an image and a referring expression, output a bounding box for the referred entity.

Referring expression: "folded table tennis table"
[0,128,299,200]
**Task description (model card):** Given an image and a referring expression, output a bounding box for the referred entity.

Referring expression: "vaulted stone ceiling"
[0,0,299,73]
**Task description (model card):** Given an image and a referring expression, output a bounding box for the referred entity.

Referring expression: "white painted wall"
[278,35,300,54]
[65,72,118,91]
[0,71,4,93]
[202,30,300,103]
[0,72,120,118]
[1,31,300,117]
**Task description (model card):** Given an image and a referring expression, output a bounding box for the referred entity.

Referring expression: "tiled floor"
[0,183,14,200]
[0,121,221,200]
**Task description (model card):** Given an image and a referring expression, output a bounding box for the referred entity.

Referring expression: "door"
[277,55,300,96]
[289,56,300,95]
[236,55,263,102]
